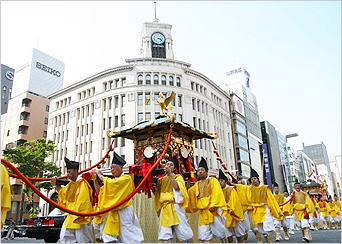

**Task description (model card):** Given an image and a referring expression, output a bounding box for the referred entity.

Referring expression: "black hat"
[112,151,126,167]
[198,157,208,171]
[250,168,259,179]
[65,157,79,170]
[274,182,279,188]
[294,179,301,185]
[218,169,228,182]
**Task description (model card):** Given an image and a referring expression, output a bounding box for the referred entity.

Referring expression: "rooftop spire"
[154,1,159,22]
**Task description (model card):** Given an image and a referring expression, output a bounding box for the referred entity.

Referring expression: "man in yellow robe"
[333,194,341,229]
[187,157,228,242]
[283,191,295,234]
[290,180,315,242]
[318,195,329,230]
[154,159,193,242]
[94,152,144,243]
[1,164,11,227]
[273,182,290,241]
[58,157,94,243]
[218,169,245,243]
[231,168,283,243]
[327,195,338,229]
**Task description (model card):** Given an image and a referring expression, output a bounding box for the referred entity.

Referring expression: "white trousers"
[293,213,309,229]
[242,211,251,233]
[158,204,193,241]
[101,205,144,243]
[274,219,288,228]
[248,206,275,233]
[285,216,294,231]
[59,222,94,243]
[227,220,247,238]
[198,209,228,241]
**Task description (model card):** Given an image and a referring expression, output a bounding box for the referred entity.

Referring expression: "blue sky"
[1,1,340,158]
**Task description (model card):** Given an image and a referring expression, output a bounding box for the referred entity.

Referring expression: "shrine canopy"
[107,115,217,141]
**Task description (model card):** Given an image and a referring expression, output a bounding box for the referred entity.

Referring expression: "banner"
[262,143,272,187]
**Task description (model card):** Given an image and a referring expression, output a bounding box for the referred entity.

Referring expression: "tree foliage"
[3,138,61,191]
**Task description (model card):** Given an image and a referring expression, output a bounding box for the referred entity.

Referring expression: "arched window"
[161,75,166,85]
[153,74,159,85]
[138,74,143,85]
[169,76,174,86]
[176,77,181,87]
[145,74,151,85]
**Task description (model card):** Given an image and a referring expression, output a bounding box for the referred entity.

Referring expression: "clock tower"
[140,21,174,59]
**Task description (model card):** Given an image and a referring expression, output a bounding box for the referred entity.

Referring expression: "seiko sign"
[36,62,61,77]
[5,71,14,81]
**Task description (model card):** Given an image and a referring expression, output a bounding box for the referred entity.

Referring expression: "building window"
[114,116,118,127]
[22,98,32,107]
[154,92,159,105]
[103,82,108,91]
[18,125,28,134]
[91,122,93,133]
[2,86,7,99]
[145,74,151,85]
[20,111,30,121]
[145,112,151,121]
[103,99,106,111]
[138,112,143,122]
[137,93,143,106]
[121,114,125,127]
[114,96,119,108]
[108,98,112,110]
[121,138,125,147]
[108,117,112,128]
[176,77,181,87]
[138,74,143,85]
[153,74,159,85]
[169,76,174,86]
[155,112,160,118]
[121,95,125,107]
[161,75,166,85]
[46,105,49,112]
[178,114,183,121]
[44,117,48,124]
[193,117,196,128]
[114,138,118,148]
[145,92,151,105]
[115,79,119,88]
[192,98,196,110]
[121,77,126,86]
[191,82,194,90]
[7,130,10,136]
[103,119,106,130]
[177,95,182,107]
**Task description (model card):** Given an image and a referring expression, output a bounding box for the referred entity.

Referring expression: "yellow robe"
[187,177,227,226]
[235,184,283,227]
[98,174,134,236]
[328,202,337,218]
[58,178,93,229]
[154,174,189,227]
[274,193,286,220]
[333,200,341,215]
[1,164,11,225]
[222,186,244,228]
[318,201,329,218]
[291,191,315,221]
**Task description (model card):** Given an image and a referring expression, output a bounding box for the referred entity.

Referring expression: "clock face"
[151,32,165,44]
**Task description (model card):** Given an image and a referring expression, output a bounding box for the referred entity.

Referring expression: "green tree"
[3,138,61,221]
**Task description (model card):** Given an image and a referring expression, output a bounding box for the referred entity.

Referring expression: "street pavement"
[1,229,341,243]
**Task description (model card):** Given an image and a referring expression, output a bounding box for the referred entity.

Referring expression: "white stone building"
[46,20,236,179]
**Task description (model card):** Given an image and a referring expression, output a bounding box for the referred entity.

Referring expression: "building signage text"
[36,62,61,77]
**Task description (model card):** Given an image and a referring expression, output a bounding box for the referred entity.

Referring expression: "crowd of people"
[1,153,341,243]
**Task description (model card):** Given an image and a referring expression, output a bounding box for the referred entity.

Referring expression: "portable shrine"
[107,113,217,196]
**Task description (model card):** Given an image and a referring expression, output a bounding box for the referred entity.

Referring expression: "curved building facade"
[47,20,235,176]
